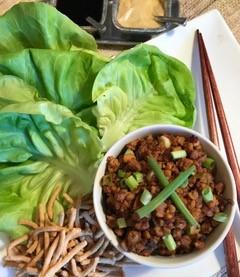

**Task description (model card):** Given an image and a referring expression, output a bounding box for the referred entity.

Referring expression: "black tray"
[54,0,180,46]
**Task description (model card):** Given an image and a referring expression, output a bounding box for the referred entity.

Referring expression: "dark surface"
[56,0,103,26]
[55,0,180,45]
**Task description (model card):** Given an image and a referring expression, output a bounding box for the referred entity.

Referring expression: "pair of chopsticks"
[197,30,240,277]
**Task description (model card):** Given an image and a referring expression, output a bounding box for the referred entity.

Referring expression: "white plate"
[124,9,240,277]
[1,9,240,277]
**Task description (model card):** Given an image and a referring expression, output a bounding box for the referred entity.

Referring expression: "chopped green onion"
[202,157,215,170]
[147,158,199,227]
[101,175,112,186]
[213,212,228,223]
[117,169,126,178]
[162,234,176,251]
[133,172,143,183]
[125,175,139,191]
[171,150,187,160]
[160,135,171,148]
[136,164,196,219]
[117,218,127,228]
[140,189,152,205]
[202,186,213,203]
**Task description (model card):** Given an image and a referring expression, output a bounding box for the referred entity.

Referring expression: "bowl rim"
[93,124,237,268]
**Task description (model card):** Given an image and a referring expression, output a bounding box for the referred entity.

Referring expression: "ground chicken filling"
[101,134,231,256]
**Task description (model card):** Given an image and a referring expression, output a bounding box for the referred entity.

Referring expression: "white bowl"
[93,124,236,268]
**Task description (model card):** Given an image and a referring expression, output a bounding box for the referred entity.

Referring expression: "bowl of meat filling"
[93,125,236,268]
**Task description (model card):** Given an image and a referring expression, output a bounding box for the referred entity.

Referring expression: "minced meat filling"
[101,134,230,256]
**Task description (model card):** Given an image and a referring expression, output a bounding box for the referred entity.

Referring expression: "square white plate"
[124,9,240,277]
[1,9,240,277]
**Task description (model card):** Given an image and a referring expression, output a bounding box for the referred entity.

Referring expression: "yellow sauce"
[117,0,164,29]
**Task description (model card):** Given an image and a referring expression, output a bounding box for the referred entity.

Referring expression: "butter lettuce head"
[92,44,196,149]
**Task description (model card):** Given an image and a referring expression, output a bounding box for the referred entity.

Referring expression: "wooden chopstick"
[197,30,240,277]
[198,31,240,206]
[197,33,219,146]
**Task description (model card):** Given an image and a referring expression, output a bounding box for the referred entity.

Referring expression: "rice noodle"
[47,185,61,220]
[5,195,130,276]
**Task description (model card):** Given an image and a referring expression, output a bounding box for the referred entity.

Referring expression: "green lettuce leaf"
[92,44,196,149]
[0,2,97,53]
[0,78,102,238]
[0,75,38,107]
[0,162,67,238]
[0,102,102,190]
[0,49,108,113]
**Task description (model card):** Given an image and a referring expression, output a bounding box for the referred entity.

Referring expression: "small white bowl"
[93,125,236,268]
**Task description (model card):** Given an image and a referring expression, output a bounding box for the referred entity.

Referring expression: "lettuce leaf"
[0,162,67,238]
[92,44,196,149]
[0,2,97,53]
[0,75,39,107]
[0,49,108,113]
[0,77,102,238]
[0,2,109,114]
